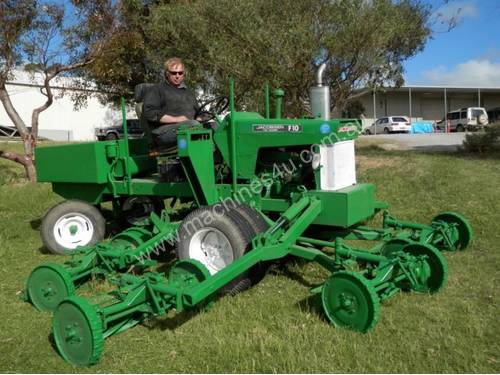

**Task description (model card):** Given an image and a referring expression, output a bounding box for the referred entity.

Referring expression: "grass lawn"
[0,139,499,373]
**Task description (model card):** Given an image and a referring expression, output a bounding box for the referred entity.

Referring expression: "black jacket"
[143,80,199,126]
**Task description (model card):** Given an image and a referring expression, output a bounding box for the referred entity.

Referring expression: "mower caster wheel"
[321,271,380,333]
[401,243,448,293]
[41,200,106,255]
[431,211,473,251]
[53,296,104,366]
[27,263,75,311]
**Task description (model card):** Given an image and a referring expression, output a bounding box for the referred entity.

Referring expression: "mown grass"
[0,139,499,373]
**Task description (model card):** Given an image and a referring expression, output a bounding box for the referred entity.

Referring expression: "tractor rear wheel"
[176,204,257,295]
[41,200,106,255]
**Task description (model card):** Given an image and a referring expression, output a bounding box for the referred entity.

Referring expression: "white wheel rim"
[188,227,233,275]
[53,213,94,249]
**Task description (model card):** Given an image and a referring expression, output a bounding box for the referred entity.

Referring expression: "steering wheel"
[195,96,229,123]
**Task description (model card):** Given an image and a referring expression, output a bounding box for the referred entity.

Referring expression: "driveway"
[359,133,467,152]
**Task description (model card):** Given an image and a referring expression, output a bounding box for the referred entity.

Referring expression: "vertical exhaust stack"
[310,62,330,120]
[310,62,357,191]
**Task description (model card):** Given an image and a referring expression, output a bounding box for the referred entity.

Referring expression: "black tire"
[456,124,464,132]
[234,203,269,234]
[364,129,371,135]
[176,205,255,295]
[383,127,390,134]
[120,196,165,226]
[41,200,106,255]
[105,132,118,140]
[232,204,271,284]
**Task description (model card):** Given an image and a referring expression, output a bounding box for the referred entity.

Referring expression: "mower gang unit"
[25,68,473,366]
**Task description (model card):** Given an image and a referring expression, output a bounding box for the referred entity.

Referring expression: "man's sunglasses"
[168,71,184,76]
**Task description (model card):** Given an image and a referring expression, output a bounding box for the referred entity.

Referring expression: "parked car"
[364,116,411,135]
[444,107,488,132]
[95,119,144,140]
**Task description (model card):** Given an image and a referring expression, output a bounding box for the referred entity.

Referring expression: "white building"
[0,71,133,141]
[354,85,500,128]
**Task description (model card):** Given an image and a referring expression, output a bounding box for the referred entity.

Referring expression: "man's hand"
[159,114,189,124]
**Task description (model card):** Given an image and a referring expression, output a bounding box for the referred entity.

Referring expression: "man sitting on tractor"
[143,57,200,147]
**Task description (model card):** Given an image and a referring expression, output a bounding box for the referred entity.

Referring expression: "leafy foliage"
[0,0,118,180]
[462,125,500,155]
[85,0,432,116]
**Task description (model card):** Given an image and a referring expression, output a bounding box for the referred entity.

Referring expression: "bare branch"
[0,149,29,165]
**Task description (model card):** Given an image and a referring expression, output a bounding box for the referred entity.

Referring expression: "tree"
[0,0,117,181]
[85,0,435,117]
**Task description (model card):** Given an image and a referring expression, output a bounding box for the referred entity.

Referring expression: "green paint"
[26,79,474,366]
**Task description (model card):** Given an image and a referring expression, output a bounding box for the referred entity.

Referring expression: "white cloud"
[420,59,500,87]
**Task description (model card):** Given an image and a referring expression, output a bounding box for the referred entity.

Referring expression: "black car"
[95,119,144,141]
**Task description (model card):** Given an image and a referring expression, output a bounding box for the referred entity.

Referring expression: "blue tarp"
[411,121,434,134]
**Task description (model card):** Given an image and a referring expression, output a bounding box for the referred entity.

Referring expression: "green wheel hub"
[379,238,413,257]
[27,263,75,311]
[432,211,473,251]
[169,259,211,289]
[52,296,103,366]
[321,271,380,333]
[402,243,448,293]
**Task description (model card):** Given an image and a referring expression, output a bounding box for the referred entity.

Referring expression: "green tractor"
[25,67,473,366]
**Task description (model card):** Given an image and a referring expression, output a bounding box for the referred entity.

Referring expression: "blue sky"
[404,0,500,87]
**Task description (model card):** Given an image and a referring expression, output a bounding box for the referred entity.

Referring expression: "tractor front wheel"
[41,200,106,255]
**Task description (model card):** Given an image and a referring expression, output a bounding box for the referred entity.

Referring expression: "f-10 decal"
[252,124,302,133]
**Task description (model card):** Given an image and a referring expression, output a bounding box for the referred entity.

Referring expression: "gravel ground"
[359,132,467,152]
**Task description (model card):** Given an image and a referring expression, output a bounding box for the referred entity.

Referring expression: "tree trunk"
[22,133,37,182]
[24,158,37,182]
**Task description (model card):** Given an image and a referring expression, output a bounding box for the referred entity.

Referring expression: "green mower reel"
[52,296,104,366]
[321,242,447,332]
[430,211,473,251]
[27,263,75,311]
[382,210,473,252]
[321,271,380,333]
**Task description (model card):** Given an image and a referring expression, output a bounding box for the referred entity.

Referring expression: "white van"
[445,107,489,132]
